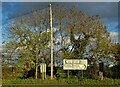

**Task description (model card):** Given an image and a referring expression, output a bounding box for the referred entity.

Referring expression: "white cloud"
[110,32,118,44]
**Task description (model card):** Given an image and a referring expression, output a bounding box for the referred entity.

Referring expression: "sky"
[0,2,2,48]
[1,2,119,44]
[1,0,120,2]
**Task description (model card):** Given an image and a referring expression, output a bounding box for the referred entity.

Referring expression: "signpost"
[40,63,46,80]
[63,59,88,70]
[63,59,88,79]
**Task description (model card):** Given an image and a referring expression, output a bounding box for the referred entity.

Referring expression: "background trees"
[2,5,117,79]
[3,9,50,79]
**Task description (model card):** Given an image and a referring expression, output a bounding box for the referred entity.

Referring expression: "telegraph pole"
[49,4,53,80]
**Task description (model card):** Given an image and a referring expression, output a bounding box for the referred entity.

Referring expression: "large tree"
[53,5,113,64]
[3,9,50,79]
[3,5,114,79]
[53,5,114,79]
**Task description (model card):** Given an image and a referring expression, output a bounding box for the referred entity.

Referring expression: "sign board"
[40,63,46,73]
[63,59,88,70]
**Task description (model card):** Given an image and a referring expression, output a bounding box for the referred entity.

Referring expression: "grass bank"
[2,78,120,85]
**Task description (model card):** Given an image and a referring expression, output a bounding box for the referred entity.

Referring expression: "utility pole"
[49,4,53,80]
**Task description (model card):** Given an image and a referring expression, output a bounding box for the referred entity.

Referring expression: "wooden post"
[68,70,69,79]
[49,4,53,80]
[82,70,83,79]
[42,72,44,80]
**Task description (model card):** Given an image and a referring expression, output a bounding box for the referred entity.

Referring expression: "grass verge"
[2,78,120,85]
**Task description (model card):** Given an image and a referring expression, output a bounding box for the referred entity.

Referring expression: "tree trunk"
[35,46,38,79]
[35,58,38,79]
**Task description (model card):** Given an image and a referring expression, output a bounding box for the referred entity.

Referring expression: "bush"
[56,73,67,80]
[16,73,24,79]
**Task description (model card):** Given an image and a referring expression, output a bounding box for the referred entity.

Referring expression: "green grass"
[2,78,67,85]
[2,78,120,85]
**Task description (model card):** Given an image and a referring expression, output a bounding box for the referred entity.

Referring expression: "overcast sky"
[1,2,119,43]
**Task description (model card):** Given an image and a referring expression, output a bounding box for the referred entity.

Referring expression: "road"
[1,84,120,87]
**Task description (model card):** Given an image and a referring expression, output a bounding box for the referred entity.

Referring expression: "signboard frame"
[40,63,46,80]
[63,59,88,70]
[40,63,46,73]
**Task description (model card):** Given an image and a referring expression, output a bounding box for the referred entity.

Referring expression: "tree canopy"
[2,5,116,79]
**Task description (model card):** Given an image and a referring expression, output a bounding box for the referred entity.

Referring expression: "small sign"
[40,63,46,73]
[63,59,88,70]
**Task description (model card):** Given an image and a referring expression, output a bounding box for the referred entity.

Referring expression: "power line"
[3,7,49,25]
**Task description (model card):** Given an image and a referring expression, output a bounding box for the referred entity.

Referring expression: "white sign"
[40,63,46,73]
[63,59,88,70]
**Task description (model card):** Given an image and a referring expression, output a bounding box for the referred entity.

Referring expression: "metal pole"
[68,70,69,79]
[49,4,53,80]
[82,70,83,79]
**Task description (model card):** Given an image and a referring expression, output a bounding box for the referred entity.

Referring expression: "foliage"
[112,44,120,61]
[2,65,13,79]
[16,73,24,79]
[2,4,116,80]
[110,61,120,79]
[3,9,50,79]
